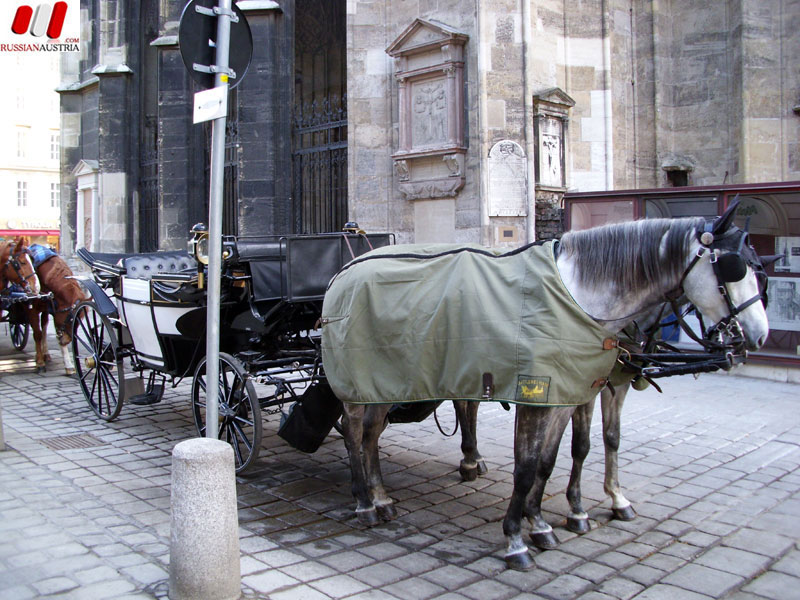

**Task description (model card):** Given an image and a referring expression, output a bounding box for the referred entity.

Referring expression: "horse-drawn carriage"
[74,226,392,473]
[72,204,772,570]
[1,285,32,351]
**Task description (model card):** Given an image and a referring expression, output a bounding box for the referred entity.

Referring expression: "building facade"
[59,0,800,254]
[1,52,62,249]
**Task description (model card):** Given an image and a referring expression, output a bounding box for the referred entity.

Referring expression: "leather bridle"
[1,246,37,294]
[614,218,769,383]
[666,219,767,352]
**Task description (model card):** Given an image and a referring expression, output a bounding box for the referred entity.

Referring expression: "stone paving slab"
[0,329,799,599]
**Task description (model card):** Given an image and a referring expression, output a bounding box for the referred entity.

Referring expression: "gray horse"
[322,206,768,570]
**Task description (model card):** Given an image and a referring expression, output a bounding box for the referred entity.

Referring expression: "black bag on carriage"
[278,382,343,453]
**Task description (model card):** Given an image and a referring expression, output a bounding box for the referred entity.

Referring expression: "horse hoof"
[476,459,488,476]
[376,503,397,521]
[566,516,591,534]
[530,530,559,550]
[459,463,478,482]
[505,550,535,571]
[356,507,380,527]
[612,505,636,521]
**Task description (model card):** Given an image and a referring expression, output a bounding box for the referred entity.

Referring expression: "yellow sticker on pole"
[220,74,229,83]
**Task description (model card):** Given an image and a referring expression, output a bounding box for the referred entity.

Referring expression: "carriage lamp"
[189,223,233,289]
[343,222,366,234]
[189,223,210,289]
[189,223,210,264]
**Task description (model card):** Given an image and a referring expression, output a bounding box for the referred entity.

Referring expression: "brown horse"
[3,241,86,374]
[32,246,87,375]
[1,238,49,370]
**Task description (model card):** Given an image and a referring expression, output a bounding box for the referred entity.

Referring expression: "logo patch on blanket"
[516,376,550,403]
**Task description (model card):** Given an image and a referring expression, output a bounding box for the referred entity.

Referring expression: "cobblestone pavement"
[0,329,799,600]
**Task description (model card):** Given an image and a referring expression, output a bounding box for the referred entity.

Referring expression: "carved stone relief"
[533,88,575,192]
[387,19,468,201]
[539,117,563,188]
[412,79,447,147]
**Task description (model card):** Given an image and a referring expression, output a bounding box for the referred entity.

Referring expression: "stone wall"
[534,191,564,241]
[739,0,800,182]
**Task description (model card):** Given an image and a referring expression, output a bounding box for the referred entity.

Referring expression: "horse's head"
[680,201,769,351]
[1,238,39,294]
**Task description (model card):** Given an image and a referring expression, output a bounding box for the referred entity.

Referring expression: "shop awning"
[0,229,60,237]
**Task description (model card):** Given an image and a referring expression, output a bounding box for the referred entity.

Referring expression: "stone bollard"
[170,438,240,600]
[0,398,5,451]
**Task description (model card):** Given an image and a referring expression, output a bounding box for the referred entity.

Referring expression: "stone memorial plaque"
[488,140,527,217]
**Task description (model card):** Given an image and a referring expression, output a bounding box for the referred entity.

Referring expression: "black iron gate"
[292,96,347,233]
[139,115,159,252]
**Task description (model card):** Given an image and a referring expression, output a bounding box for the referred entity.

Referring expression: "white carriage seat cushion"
[121,252,197,280]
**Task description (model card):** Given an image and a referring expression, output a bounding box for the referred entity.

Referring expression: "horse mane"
[558,217,705,293]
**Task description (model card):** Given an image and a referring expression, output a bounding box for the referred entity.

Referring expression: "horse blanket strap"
[321,241,620,407]
[29,244,58,269]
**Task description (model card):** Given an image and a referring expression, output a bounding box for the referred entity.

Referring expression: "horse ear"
[14,237,24,252]
[712,196,740,235]
[759,254,783,267]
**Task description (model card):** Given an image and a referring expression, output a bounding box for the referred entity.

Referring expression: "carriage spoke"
[230,421,254,451]
[88,368,98,400]
[98,366,117,415]
[75,319,95,353]
[226,425,245,466]
[191,354,260,473]
[73,302,122,421]
[232,412,256,428]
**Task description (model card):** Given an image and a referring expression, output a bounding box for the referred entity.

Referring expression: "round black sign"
[178,0,253,90]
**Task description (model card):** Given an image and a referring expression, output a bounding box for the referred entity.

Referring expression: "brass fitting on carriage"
[188,223,233,290]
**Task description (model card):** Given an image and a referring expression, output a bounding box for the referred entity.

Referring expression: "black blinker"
[717,253,747,282]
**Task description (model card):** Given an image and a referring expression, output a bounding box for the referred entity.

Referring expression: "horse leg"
[362,405,395,520]
[454,400,487,481]
[565,398,595,534]
[61,341,75,376]
[601,384,636,521]
[523,406,575,551]
[41,311,52,362]
[341,403,381,526]
[29,310,46,373]
[502,406,544,571]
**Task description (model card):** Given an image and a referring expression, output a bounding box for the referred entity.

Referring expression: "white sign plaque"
[488,140,527,217]
[193,86,229,124]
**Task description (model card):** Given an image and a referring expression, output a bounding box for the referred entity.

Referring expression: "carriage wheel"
[191,352,262,474]
[71,301,124,421]
[10,321,29,351]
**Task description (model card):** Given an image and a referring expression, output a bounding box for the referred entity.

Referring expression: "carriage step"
[128,385,164,405]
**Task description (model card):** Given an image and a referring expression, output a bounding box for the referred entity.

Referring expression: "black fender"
[74,277,118,318]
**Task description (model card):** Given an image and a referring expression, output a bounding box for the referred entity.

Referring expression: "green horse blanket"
[321,241,620,407]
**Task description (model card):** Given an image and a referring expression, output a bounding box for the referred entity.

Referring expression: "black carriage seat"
[234,239,286,303]
[235,240,283,261]
[122,252,197,280]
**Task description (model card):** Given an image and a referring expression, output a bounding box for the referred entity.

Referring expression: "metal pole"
[206,0,233,439]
